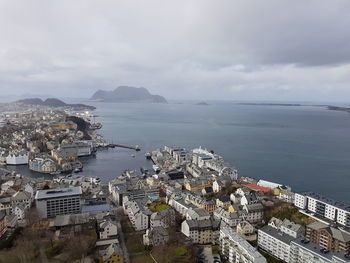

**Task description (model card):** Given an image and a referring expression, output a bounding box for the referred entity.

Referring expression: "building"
[150,208,175,228]
[290,238,350,263]
[6,151,29,165]
[237,221,255,236]
[214,207,243,227]
[0,212,7,237]
[60,141,94,157]
[186,208,210,221]
[181,218,220,244]
[243,203,264,223]
[35,186,82,218]
[294,192,350,227]
[258,225,295,262]
[306,221,350,253]
[220,227,266,263]
[143,226,169,246]
[124,199,152,231]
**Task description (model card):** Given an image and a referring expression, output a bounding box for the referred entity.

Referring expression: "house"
[212,176,233,193]
[11,191,32,209]
[214,207,244,227]
[245,183,271,194]
[240,192,259,206]
[216,196,231,208]
[99,243,124,263]
[181,218,220,244]
[186,208,210,220]
[200,200,217,214]
[124,199,152,231]
[202,186,213,196]
[143,226,169,246]
[13,204,26,221]
[0,212,7,237]
[99,217,118,240]
[237,221,255,236]
[243,203,264,223]
[150,208,175,228]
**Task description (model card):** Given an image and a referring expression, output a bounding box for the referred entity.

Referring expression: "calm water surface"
[7,101,350,203]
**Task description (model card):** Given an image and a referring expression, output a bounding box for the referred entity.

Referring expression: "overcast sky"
[0,0,350,102]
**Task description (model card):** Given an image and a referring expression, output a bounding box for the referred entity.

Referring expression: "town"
[0,104,349,263]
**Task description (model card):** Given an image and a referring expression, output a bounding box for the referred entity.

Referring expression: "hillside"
[90,86,167,103]
[16,98,96,110]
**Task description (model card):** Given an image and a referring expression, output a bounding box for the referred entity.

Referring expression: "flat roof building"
[35,186,82,218]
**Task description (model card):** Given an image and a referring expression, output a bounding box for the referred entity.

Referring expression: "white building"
[186,208,210,220]
[294,192,350,227]
[220,227,266,263]
[124,200,152,231]
[99,220,117,240]
[258,225,295,262]
[6,151,29,165]
[290,238,350,263]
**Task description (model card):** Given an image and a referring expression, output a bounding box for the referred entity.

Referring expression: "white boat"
[152,165,160,173]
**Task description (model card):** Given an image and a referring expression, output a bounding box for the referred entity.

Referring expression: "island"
[196,101,210,106]
[16,98,96,110]
[90,86,167,103]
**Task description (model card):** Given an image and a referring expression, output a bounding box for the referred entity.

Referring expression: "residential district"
[0,104,349,263]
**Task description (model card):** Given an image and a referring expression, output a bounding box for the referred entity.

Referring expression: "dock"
[107,144,141,151]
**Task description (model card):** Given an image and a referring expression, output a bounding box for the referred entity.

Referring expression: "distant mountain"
[16,98,96,110]
[90,86,167,103]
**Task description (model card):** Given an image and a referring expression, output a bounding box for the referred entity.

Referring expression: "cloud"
[0,0,349,101]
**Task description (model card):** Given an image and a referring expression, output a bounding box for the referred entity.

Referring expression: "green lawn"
[121,218,135,233]
[0,253,19,263]
[130,253,154,263]
[148,202,171,212]
[126,235,145,254]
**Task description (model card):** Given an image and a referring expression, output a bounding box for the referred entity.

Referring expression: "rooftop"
[302,192,350,212]
[35,186,82,200]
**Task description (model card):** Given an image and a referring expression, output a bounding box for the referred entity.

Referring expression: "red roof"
[245,183,271,193]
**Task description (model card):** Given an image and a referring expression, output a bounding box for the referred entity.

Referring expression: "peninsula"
[16,98,96,110]
[90,86,167,103]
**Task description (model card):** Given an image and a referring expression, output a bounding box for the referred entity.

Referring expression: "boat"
[145,152,152,159]
[140,167,149,175]
[152,165,160,173]
[74,167,82,173]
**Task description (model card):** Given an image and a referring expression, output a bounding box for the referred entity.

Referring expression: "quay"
[106,143,141,151]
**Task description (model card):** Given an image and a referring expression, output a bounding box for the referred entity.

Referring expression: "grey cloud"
[0,0,350,101]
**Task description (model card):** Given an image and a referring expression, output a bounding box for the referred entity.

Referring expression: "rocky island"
[90,86,167,103]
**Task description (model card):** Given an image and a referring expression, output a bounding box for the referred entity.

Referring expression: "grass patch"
[148,202,171,212]
[121,218,134,233]
[130,253,154,263]
[264,202,315,226]
[0,253,20,263]
[126,235,144,254]
[212,245,220,254]
[45,240,65,258]
[152,244,194,263]
[0,227,23,249]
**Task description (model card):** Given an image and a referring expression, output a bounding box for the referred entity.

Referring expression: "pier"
[106,144,141,151]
